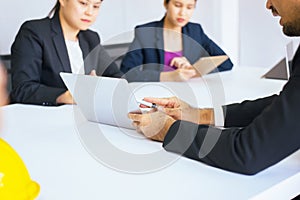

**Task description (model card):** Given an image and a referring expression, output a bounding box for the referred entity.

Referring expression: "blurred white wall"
[0,0,298,68]
[0,0,56,54]
[0,0,229,56]
[239,0,299,68]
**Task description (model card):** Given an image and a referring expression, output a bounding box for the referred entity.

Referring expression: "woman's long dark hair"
[48,1,60,17]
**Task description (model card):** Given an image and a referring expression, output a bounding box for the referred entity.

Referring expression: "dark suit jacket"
[163,46,300,175]
[120,18,233,82]
[10,12,123,105]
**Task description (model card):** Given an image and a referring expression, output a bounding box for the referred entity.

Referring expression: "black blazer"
[121,18,233,82]
[10,12,123,105]
[163,46,300,175]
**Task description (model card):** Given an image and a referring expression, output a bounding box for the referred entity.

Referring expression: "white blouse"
[65,40,84,74]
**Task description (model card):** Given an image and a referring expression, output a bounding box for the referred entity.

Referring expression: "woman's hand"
[160,57,200,81]
[170,56,201,78]
[170,57,192,69]
[89,69,97,76]
[160,68,197,81]
[56,90,75,104]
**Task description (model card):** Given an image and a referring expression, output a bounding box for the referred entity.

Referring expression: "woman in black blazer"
[10,0,123,106]
[121,0,233,82]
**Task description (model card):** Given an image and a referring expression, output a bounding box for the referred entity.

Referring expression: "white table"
[1,67,299,200]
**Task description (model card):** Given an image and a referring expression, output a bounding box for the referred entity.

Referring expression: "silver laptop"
[60,73,139,129]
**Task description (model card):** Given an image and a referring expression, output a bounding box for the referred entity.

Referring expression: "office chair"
[103,43,130,68]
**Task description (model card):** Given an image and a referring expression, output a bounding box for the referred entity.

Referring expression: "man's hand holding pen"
[128,96,204,142]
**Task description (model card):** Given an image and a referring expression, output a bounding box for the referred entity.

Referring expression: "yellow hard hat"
[0,138,40,199]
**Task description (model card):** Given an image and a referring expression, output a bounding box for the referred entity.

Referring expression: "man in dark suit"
[10,2,123,106]
[128,0,300,175]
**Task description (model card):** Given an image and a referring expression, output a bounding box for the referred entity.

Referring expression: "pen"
[137,100,158,109]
